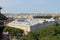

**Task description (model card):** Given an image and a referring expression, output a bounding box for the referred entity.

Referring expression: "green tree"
[54,22,59,26]
[3,26,24,37]
[39,37,50,40]
[51,35,60,40]
[19,37,27,40]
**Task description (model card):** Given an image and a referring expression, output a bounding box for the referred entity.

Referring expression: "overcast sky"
[0,0,60,14]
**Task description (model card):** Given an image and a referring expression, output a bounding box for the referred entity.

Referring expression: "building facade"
[7,18,55,35]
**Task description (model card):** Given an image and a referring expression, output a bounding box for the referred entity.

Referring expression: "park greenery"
[3,26,24,38]
[3,22,60,40]
[19,22,60,40]
[33,16,52,19]
[33,16,60,19]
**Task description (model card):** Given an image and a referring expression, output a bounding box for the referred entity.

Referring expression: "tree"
[19,37,27,40]
[3,26,24,37]
[25,32,39,40]
[39,37,50,40]
[51,35,60,40]
[54,22,59,26]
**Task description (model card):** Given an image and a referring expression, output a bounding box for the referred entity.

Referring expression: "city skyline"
[0,0,60,14]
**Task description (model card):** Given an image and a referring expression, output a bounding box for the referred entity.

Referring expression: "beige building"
[7,18,55,35]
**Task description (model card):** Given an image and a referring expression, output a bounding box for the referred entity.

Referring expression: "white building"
[7,18,55,35]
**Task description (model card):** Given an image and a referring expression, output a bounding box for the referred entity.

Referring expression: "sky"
[0,0,60,14]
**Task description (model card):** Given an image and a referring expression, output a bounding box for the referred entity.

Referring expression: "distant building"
[7,18,55,35]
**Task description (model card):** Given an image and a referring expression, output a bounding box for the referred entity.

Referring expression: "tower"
[0,7,2,13]
[0,7,3,39]
[0,7,7,39]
